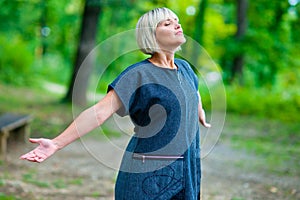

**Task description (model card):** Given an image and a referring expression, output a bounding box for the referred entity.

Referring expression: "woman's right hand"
[19,138,59,163]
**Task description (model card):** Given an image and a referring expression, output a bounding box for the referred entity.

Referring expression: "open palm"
[20,138,58,163]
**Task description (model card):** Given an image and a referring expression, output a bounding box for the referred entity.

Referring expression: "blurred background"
[0,0,299,199]
[1,0,299,119]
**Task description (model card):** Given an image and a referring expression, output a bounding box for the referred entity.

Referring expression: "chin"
[179,39,186,46]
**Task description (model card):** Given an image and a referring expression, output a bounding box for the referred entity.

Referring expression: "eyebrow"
[166,17,178,21]
[159,17,179,24]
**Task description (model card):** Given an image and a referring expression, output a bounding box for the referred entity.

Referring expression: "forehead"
[152,9,178,25]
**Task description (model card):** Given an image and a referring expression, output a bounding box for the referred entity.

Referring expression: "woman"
[20,7,210,200]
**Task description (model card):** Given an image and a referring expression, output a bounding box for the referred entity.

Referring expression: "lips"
[176,31,183,35]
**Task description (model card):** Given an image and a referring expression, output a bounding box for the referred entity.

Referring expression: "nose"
[175,23,181,29]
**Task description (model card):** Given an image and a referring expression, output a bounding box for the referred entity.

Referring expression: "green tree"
[194,0,207,45]
[231,0,248,84]
[0,0,40,85]
[246,0,291,86]
[220,0,292,87]
[64,0,101,106]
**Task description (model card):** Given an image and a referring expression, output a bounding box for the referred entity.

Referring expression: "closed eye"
[158,18,179,27]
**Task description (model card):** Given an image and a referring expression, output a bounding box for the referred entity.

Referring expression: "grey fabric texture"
[108,58,201,199]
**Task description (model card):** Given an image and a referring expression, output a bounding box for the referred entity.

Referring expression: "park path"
[1,120,299,200]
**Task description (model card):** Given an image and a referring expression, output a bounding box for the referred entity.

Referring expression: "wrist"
[52,139,63,151]
[199,108,205,116]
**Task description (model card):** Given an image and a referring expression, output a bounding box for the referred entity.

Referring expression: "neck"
[148,52,177,70]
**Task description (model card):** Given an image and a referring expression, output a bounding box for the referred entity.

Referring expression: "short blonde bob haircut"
[136,7,181,55]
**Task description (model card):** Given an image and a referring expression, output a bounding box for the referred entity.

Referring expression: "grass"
[231,198,245,200]
[0,84,73,138]
[52,178,83,189]
[222,113,300,176]
[22,173,50,188]
[0,84,122,139]
[0,193,19,200]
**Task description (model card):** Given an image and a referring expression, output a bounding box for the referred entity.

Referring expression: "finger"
[29,138,41,144]
[36,157,45,163]
[22,154,43,163]
[20,152,33,160]
[20,149,39,159]
[204,123,211,128]
[31,152,45,163]
[20,154,36,161]
[26,157,37,161]
[19,155,27,160]
[200,119,211,128]
[20,155,30,160]
[28,158,41,163]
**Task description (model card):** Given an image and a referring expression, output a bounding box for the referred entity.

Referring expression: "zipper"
[177,70,182,84]
[132,153,184,163]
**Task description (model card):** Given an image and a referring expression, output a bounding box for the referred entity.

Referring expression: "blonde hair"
[136,8,180,55]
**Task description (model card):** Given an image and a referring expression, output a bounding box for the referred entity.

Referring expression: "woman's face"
[155,17,186,53]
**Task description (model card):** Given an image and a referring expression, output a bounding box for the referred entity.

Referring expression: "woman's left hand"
[199,108,211,128]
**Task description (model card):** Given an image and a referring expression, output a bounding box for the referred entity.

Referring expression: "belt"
[132,153,184,163]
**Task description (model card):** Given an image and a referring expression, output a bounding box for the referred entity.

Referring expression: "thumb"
[203,122,211,128]
[28,138,42,144]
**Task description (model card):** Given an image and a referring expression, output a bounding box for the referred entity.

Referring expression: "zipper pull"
[177,71,182,84]
[142,155,145,163]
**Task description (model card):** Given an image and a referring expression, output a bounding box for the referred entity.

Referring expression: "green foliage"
[32,54,71,84]
[43,0,82,58]
[0,35,34,85]
[202,2,237,59]
[226,85,300,122]
[0,0,40,40]
[217,0,296,87]
[0,0,81,87]
[95,51,147,92]
[0,0,300,121]
[244,0,291,86]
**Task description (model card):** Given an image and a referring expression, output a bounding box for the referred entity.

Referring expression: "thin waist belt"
[132,153,184,163]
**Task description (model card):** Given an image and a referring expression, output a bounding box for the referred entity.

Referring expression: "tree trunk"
[64,0,101,106]
[39,0,48,56]
[231,0,247,84]
[194,0,207,45]
[191,0,207,69]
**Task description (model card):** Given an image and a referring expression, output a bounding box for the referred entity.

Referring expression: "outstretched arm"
[20,90,122,163]
[197,92,211,128]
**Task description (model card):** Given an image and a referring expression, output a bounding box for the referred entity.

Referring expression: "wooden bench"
[0,113,33,160]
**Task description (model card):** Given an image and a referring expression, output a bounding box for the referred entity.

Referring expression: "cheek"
[156,26,172,36]
[156,29,173,42]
